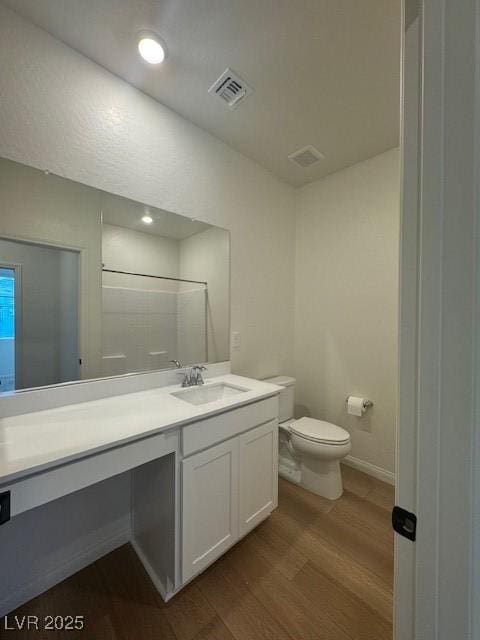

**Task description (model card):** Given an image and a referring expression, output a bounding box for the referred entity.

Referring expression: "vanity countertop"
[0,375,281,485]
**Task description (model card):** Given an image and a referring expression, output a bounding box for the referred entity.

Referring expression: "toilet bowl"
[265,377,351,500]
[289,417,351,499]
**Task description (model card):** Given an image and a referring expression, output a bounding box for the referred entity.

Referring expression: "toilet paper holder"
[345,397,373,410]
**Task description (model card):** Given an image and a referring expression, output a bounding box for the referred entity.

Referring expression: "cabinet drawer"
[182,396,278,456]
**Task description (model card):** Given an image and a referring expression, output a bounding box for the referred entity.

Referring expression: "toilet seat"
[290,417,350,446]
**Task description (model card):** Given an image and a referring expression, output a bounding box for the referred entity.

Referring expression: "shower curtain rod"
[102,268,207,286]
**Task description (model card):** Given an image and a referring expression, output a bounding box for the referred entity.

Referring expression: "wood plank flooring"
[1,466,394,640]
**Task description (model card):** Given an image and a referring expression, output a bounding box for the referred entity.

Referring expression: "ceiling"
[101,192,211,240]
[2,0,401,187]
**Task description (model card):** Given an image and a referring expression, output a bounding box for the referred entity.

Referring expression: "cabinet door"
[239,420,278,537]
[182,438,239,582]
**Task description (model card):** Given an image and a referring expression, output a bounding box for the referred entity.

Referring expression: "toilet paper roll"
[347,396,365,417]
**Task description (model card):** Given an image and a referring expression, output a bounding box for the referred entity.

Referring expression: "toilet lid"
[290,417,350,445]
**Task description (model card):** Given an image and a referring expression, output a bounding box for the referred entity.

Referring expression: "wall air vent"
[288,145,326,168]
[208,68,253,110]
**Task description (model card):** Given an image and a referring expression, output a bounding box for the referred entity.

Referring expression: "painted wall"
[0,4,295,380]
[179,227,230,363]
[294,149,400,476]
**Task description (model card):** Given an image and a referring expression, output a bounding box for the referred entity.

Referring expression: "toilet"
[265,376,351,500]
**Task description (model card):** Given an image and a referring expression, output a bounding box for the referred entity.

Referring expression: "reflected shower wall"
[101,270,207,377]
[177,281,208,365]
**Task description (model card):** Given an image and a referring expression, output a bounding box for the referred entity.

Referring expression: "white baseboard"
[342,455,396,486]
[0,528,130,618]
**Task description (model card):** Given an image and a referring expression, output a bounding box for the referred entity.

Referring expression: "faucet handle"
[176,367,192,387]
[191,364,207,384]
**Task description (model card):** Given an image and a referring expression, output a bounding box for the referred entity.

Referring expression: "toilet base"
[278,457,301,485]
[299,457,343,500]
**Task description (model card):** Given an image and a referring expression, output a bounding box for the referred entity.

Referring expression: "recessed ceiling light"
[142,215,153,224]
[137,32,166,65]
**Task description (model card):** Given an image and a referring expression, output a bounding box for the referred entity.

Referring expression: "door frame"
[0,234,86,384]
[0,262,23,390]
[472,2,480,637]
[396,1,478,638]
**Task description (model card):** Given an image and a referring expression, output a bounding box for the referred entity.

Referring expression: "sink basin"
[171,382,248,406]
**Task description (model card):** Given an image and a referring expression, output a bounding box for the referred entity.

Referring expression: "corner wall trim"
[342,455,395,486]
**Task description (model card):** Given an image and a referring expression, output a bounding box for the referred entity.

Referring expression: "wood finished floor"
[1,466,394,640]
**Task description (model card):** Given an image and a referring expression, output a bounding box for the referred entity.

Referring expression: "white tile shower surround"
[102,286,206,376]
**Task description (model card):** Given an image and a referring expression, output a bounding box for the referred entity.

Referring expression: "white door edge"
[472,1,480,638]
[397,1,478,639]
[395,2,420,637]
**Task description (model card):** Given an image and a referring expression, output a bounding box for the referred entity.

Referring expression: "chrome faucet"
[191,364,207,386]
[178,364,207,387]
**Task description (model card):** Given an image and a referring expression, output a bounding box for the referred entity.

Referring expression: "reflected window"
[0,267,16,391]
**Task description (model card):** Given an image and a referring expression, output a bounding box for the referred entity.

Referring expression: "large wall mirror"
[0,156,230,394]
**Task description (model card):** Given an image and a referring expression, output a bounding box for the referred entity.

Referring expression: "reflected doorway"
[0,238,81,391]
[0,265,20,392]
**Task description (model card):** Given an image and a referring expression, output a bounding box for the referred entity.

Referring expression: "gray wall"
[0,238,79,389]
[294,148,400,476]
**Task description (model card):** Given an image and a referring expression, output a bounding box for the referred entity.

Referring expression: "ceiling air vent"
[208,68,253,110]
[288,145,325,168]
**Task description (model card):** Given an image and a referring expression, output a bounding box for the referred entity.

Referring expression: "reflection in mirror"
[100,193,230,377]
[0,239,80,392]
[0,156,230,394]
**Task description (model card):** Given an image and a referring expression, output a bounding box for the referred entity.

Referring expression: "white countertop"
[0,375,280,486]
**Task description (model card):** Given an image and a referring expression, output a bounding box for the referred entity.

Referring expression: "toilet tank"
[264,376,296,422]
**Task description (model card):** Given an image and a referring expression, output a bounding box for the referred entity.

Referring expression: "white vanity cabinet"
[182,438,239,581]
[239,419,278,537]
[0,372,281,613]
[181,401,278,583]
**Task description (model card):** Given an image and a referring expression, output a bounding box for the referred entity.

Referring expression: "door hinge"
[392,505,416,541]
